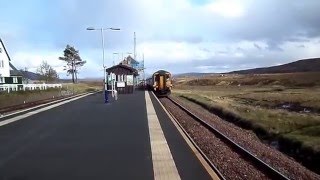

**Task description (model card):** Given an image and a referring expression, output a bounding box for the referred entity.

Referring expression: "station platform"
[0,90,217,180]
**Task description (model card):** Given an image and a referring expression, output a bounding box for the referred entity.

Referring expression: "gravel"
[160,96,320,180]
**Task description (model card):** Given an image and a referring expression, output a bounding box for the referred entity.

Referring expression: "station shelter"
[105,64,139,94]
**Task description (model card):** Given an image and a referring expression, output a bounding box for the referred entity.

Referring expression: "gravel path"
[160,96,320,180]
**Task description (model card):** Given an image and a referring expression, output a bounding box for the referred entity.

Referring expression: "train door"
[159,75,164,90]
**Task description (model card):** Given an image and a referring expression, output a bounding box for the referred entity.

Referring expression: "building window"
[0,77,4,83]
[0,60,3,68]
[0,48,2,53]
[13,77,18,83]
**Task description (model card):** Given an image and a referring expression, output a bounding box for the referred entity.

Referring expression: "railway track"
[0,96,70,115]
[0,91,99,116]
[161,96,290,180]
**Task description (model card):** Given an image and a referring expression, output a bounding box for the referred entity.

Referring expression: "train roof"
[153,70,171,75]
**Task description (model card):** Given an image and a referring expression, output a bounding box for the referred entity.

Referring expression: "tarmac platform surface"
[0,91,214,180]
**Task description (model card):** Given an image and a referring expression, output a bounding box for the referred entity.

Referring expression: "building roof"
[106,64,139,76]
[9,62,17,71]
[10,70,22,76]
[126,55,139,64]
[120,55,140,66]
[0,38,11,61]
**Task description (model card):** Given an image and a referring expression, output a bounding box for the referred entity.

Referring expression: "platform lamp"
[86,27,120,103]
[113,52,120,65]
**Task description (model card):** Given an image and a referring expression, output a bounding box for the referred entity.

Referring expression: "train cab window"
[155,75,160,81]
[166,74,170,81]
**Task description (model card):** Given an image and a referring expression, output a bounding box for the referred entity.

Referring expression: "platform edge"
[151,92,221,180]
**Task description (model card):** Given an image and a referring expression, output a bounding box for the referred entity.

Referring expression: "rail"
[165,96,290,180]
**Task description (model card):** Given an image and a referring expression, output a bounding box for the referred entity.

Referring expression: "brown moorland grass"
[172,73,320,172]
[176,72,320,87]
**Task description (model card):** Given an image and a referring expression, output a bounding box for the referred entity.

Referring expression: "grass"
[177,92,320,134]
[0,82,103,109]
[173,73,320,154]
[61,82,102,93]
[232,88,320,111]
[174,88,320,173]
[177,72,320,87]
[284,126,320,152]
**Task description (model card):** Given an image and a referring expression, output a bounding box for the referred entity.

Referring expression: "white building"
[0,38,22,85]
[0,38,11,78]
[0,38,62,92]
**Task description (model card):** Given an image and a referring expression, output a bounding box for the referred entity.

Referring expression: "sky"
[1,0,320,78]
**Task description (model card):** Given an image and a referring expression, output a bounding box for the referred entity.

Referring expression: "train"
[146,70,172,97]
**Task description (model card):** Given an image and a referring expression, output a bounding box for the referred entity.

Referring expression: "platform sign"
[104,73,117,103]
[106,73,116,84]
[107,75,112,83]
[111,73,116,81]
[104,71,108,103]
[127,75,133,85]
[117,81,125,88]
[104,73,109,84]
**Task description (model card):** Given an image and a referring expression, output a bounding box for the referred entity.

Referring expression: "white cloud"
[12,51,63,72]
[1,0,320,77]
[204,0,247,18]
[11,49,104,78]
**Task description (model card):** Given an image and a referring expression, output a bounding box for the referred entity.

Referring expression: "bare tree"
[37,61,59,83]
[20,67,29,84]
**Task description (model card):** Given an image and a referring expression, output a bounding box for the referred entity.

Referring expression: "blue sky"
[1,0,320,78]
[189,0,211,5]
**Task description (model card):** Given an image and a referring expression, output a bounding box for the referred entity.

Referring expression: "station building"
[105,64,138,94]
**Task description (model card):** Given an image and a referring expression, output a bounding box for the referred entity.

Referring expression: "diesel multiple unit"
[146,70,172,96]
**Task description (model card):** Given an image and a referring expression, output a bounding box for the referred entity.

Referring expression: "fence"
[0,84,62,93]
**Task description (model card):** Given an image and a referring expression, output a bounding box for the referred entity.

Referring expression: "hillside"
[174,72,216,78]
[19,70,42,80]
[230,58,320,74]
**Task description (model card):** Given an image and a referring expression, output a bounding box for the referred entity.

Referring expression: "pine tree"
[59,45,86,83]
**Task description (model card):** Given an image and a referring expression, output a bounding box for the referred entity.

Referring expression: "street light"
[113,52,119,65]
[86,27,120,68]
[87,27,120,31]
[86,26,120,103]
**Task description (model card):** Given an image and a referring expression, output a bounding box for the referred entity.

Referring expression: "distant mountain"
[19,70,42,80]
[229,58,320,74]
[79,78,103,82]
[174,72,216,78]
[20,70,67,82]
[57,79,73,83]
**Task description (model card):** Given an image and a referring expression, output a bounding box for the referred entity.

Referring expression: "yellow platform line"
[145,91,181,180]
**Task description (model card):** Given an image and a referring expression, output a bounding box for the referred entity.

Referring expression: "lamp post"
[113,52,119,65]
[87,27,120,103]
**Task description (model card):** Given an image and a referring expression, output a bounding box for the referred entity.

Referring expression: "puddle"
[276,102,314,113]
